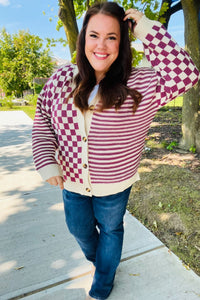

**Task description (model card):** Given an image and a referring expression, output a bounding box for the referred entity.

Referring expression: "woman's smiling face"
[85,13,121,83]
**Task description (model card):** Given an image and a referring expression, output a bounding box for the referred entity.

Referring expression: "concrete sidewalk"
[0,111,199,300]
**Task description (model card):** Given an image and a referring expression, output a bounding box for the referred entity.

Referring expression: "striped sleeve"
[32,72,62,180]
[134,16,200,107]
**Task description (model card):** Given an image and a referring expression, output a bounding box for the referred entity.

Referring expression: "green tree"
[0,29,54,97]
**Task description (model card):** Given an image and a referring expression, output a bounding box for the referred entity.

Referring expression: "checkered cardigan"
[32,16,199,196]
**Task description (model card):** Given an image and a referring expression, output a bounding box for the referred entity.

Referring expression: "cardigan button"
[89,105,95,111]
[82,136,87,142]
[83,164,88,169]
[86,188,91,193]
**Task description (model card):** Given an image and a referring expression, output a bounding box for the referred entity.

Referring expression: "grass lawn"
[0,105,36,120]
[165,96,183,108]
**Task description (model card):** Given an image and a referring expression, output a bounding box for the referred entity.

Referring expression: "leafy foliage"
[24,93,38,106]
[72,0,169,21]
[0,29,54,96]
[166,141,178,151]
[46,36,68,48]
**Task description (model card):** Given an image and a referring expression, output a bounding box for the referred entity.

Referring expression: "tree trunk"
[58,0,79,57]
[180,0,200,152]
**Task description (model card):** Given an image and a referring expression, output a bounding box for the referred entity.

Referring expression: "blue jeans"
[62,186,132,299]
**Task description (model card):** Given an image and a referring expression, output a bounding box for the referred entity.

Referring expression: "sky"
[0,0,185,61]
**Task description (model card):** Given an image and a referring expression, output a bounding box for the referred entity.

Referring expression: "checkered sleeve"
[32,71,63,180]
[134,16,200,107]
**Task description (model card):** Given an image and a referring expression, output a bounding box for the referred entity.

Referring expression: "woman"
[32,2,199,299]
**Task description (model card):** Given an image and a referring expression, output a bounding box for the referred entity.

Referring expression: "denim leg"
[62,189,99,263]
[89,186,132,300]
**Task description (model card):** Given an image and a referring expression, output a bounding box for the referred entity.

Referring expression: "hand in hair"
[124,9,144,32]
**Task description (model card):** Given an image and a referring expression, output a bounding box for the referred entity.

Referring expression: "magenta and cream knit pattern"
[32,16,199,196]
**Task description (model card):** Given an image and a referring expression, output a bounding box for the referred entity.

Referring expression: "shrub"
[24,94,38,106]
[1,96,14,108]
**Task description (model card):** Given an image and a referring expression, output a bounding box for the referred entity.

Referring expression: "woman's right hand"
[124,9,144,32]
[46,176,64,190]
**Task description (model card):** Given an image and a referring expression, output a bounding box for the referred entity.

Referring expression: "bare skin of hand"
[124,9,144,31]
[46,176,64,190]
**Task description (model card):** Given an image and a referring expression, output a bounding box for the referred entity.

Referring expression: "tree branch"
[160,0,182,28]
[170,2,182,15]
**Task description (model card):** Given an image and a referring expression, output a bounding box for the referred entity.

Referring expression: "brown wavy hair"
[71,1,142,112]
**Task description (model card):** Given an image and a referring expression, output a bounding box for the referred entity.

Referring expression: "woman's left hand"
[124,9,144,32]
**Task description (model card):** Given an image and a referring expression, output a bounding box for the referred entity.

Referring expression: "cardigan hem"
[63,172,140,197]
